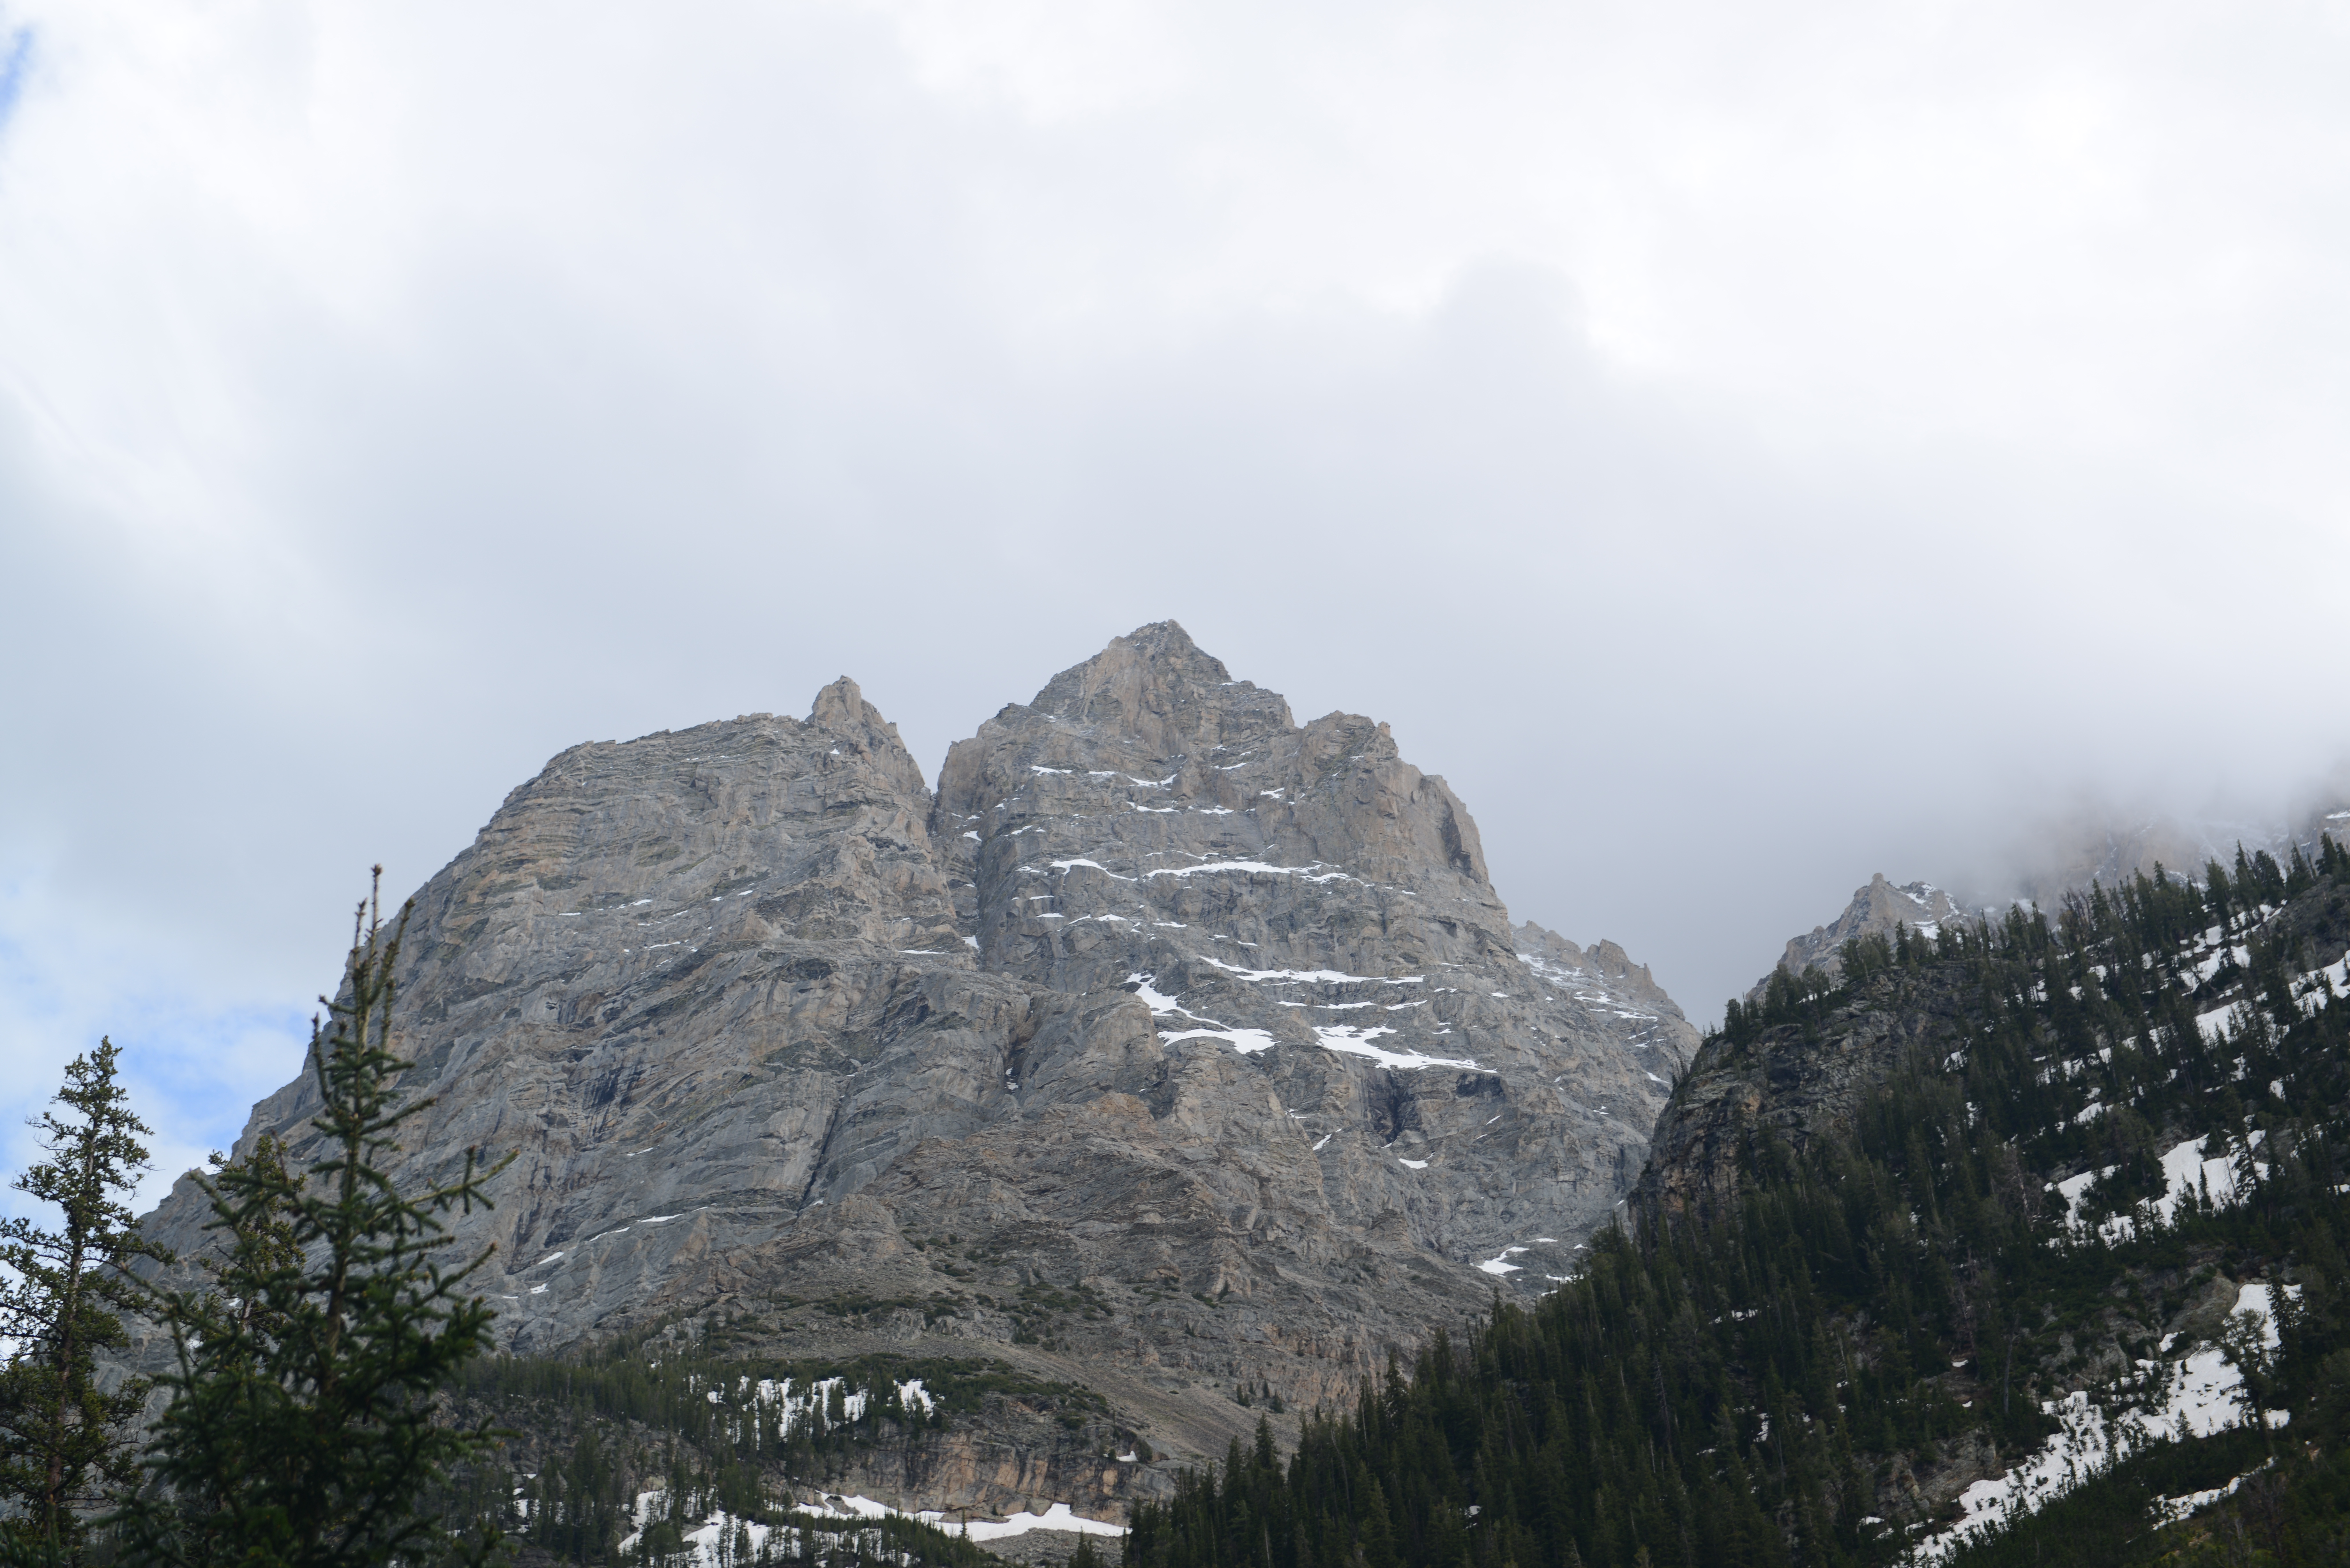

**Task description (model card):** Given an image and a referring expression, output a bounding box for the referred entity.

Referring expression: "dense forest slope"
[1128,841,2350,1568]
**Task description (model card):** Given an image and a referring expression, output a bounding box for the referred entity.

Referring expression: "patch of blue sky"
[0,27,31,135]
[0,918,310,1224]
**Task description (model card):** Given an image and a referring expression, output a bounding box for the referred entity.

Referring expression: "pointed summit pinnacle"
[1113,619,1208,663]
[808,676,871,728]
[1024,622,1292,748]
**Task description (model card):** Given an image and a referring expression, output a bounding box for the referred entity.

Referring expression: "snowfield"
[1910,1282,2296,1562]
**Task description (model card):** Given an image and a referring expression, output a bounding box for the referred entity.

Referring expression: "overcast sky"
[5,0,2349,1212]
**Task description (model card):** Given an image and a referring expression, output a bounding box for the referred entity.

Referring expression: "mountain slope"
[931,622,1694,1270]
[125,624,1693,1531]
[1129,840,2350,1568]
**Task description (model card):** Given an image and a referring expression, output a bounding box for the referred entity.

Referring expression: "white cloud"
[2,0,2348,1193]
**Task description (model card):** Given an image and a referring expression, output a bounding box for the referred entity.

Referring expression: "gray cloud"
[4,0,2348,1208]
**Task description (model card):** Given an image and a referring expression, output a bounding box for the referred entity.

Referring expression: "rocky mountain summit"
[132,622,1695,1517]
[1749,872,1968,997]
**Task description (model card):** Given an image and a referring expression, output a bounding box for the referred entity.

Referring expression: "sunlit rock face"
[133,621,1695,1493]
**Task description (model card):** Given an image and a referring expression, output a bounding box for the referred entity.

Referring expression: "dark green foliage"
[778,1513,1004,1567]
[115,873,515,1568]
[459,1346,1083,1467]
[1127,846,2350,1568]
[452,1340,1100,1563]
[0,1039,165,1567]
[1922,1427,2270,1567]
[513,1425,633,1563]
[456,1403,1001,1568]
[1935,1407,2350,1567]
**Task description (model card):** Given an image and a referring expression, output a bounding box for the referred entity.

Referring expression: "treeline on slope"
[0,878,1013,1568]
[444,1332,1105,1565]
[4,880,519,1568]
[435,1407,999,1568]
[1126,840,2350,1568]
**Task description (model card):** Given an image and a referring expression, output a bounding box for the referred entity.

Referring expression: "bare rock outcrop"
[1634,966,1971,1224]
[1750,873,1967,998]
[130,623,1696,1512]
[928,622,1697,1276]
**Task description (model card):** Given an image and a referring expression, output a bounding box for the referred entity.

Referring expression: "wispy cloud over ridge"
[3,0,2348,1209]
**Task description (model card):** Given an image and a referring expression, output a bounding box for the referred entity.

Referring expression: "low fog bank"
[1642,769,2350,1027]
[1950,783,2350,914]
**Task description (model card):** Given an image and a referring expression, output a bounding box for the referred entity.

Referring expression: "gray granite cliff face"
[1634,968,1970,1224]
[131,623,1696,1514]
[931,622,1695,1271]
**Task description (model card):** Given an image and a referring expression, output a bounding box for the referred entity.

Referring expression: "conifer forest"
[1128,843,2350,1568]
[11,846,2350,1567]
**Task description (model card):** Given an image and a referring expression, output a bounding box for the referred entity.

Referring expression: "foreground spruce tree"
[0,1039,163,1567]
[119,871,515,1568]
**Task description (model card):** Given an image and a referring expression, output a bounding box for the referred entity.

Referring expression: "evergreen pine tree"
[0,1039,165,1567]
[116,871,515,1568]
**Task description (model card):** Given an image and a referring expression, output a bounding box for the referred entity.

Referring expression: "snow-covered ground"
[2050,1133,2264,1247]
[1909,1282,2294,1563]
[1126,969,1277,1055]
[1311,1021,1483,1072]
[1125,968,1482,1068]
[795,1492,1124,1543]
[614,1486,1124,1566]
[943,1502,1127,1542]
[2153,1460,2269,1526]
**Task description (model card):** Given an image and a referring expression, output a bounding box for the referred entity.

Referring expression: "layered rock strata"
[133,622,1696,1513]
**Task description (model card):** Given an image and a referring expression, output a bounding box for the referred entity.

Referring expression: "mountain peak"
[128,624,1698,1531]
[1115,618,1208,663]
[1748,873,1967,999]
[1024,622,1293,750]
[807,675,869,727]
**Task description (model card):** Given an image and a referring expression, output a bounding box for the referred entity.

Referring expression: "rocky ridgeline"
[1751,872,1968,998]
[133,622,1695,1511]
[929,624,1692,1264]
